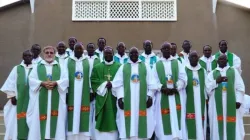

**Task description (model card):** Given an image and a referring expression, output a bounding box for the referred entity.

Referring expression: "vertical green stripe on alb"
[213,68,236,140]
[38,63,60,139]
[123,63,147,138]
[185,67,206,139]
[156,60,181,135]
[67,58,91,132]
[16,65,31,139]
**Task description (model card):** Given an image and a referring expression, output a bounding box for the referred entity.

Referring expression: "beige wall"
[0,0,250,108]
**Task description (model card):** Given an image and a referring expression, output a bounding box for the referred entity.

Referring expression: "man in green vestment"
[206,54,245,140]
[66,43,93,140]
[112,47,156,140]
[214,40,242,74]
[185,51,208,139]
[1,50,33,140]
[91,46,120,140]
[27,46,68,140]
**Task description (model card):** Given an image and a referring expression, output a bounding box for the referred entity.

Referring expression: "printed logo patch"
[47,74,52,81]
[222,82,227,92]
[131,74,139,83]
[193,78,199,86]
[75,71,83,80]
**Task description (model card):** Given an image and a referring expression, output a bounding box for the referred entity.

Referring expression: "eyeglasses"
[45,52,54,55]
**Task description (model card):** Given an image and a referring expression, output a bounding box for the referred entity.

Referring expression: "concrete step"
[244,124,250,134]
[243,115,250,124]
[245,134,250,140]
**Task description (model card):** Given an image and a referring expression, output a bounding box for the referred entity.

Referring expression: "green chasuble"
[16,65,32,139]
[123,62,148,138]
[215,52,234,66]
[199,59,217,72]
[185,67,206,139]
[67,58,91,132]
[155,60,181,135]
[37,63,61,140]
[213,68,236,140]
[91,62,121,132]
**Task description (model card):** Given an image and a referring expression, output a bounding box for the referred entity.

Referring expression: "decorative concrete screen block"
[142,1,175,19]
[73,1,108,19]
[72,0,177,21]
[110,1,139,19]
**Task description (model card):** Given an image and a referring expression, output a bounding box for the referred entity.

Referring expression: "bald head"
[23,50,33,65]
[203,45,212,58]
[129,47,139,63]
[104,46,114,62]
[217,54,228,68]
[57,41,66,55]
[117,42,126,56]
[74,43,84,59]
[143,40,153,55]
[189,50,199,67]
[161,42,171,59]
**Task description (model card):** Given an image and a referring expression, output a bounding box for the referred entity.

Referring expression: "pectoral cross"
[105,69,112,81]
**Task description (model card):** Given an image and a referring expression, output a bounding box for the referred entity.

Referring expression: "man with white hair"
[27,46,69,140]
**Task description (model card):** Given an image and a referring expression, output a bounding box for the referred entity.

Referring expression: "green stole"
[16,65,32,139]
[185,67,206,139]
[93,57,100,66]
[37,63,60,139]
[155,60,181,135]
[199,58,217,72]
[215,52,234,66]
[213,68,236,140]
[123,62,147,138]
[95,51,103,61]
[67,58,90,132]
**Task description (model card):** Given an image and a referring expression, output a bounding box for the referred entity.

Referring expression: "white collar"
[86,55,98,59]
[200,55,215,62]
[215,65,230,72]
[127,59,142,64]
[33,56,42,61]
[115,53,128,59]
[219,51,228,55]
[104,60,114,65]
[70,54,86,61]
[95,49,103,53]
[56,52,68,58]
[66,48,73,52]
[141,52,156,58]
[40,60,58,66]
[180,51,189,56]
[186,63,202,71]
[20,61,33,68]
[172,54,179,59]
[160,56,174,61]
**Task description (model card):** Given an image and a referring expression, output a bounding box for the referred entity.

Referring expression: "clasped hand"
[118,96,153,110]
[41,81,57,90]
[161,86,178,95]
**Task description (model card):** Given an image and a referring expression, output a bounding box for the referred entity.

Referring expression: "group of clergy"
[0,37,245,140]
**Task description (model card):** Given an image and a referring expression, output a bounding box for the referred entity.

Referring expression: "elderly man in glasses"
[27,46,69,140]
